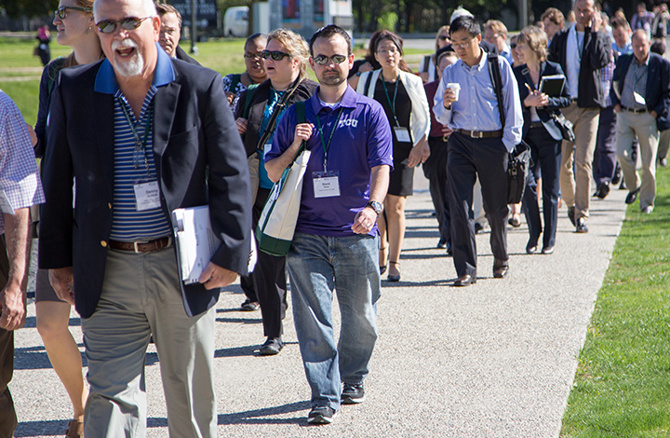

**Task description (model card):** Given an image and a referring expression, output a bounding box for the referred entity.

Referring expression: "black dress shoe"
[576,217,589,233]
[508,216,521,228]
[593,182,610,199]
[541,245,555,254]
[612,164,622,185]
[445,242,452,256]
[436,237,447,248]
[625,188,640,204]
[259,337,284,356]
[474,222,484,234]
[493,260,509,278]
[567,206,576,226]
[453,274,476,286]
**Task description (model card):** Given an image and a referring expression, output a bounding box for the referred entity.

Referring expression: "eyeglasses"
[510,43,517,49]
[95,16,152,34]
[54,6,92,20]
[244,52,263,60]
[312,54,347,65]
[261,50,291,61]
[377,48,399,56]
[452,36,477,50]
[438,35,449,41]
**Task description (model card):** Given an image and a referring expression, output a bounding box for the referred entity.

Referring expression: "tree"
[0,0,58,18]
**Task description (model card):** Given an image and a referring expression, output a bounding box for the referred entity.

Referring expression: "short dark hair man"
[433,15,523,286]
[611,29,670,214]
[155,1,200,64]
[39,0,251,435]
[265,24,392,425]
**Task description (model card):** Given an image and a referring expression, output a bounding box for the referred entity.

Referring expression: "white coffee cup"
[447,83,461,101]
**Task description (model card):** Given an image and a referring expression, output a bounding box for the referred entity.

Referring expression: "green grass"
[561,167,670,437]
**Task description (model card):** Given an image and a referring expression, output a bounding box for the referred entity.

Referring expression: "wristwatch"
[366,201,383,216]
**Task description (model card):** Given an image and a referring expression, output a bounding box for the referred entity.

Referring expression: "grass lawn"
[561,166,670,437]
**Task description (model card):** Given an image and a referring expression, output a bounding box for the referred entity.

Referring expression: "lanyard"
[118,98,153,172]
[381,75,401,127]
[315,107,343,171]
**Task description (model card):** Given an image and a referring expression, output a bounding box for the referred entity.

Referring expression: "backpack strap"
[422,55,431,73]
[487,53,506,128]
[292,101,307,158]
[228,73,242,94]
[242,83,259,119]
[364,70,374,97]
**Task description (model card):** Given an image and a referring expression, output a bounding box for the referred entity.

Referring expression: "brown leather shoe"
[453,274,476,286]
[493,260,509,278]
[66,419,84,438]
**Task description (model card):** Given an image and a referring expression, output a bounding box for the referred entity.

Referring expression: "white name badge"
[634,91,646,106]
[312,171,340,198]
[394,126,411,143]
[133,181,161,211]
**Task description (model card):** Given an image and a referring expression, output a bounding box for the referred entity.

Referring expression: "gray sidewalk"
[12,174,627,437]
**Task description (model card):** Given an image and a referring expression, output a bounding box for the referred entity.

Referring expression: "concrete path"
[12,173,627,437]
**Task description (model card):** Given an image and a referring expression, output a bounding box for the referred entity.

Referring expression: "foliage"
[560,168,670,437]
[0,0,58,19]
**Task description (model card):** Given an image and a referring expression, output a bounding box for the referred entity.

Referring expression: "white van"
[223,6,249,37]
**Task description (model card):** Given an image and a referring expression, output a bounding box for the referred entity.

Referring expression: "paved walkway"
[12,174,627,437]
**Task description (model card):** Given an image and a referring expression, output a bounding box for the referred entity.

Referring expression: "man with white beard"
[38,0,252,436]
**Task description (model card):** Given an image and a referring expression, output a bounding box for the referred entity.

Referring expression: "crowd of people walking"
[0,0,666,436]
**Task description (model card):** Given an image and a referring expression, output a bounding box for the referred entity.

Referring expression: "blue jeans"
[287,232,381,410]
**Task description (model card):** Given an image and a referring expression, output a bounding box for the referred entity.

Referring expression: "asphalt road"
[12,172,627,437]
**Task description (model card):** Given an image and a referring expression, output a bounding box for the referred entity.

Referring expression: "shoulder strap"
[255,78,304,152]
[487,54,506,128]
[228,73,242,93]
[242,83,259,119]
[364,70,374,97]
[422,55,431,73]
[295,100,305,124]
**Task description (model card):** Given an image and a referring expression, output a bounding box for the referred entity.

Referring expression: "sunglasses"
[510,43,517,49]
[95,16,152,34]
[261,50,291,61]
[438,35,449,41]
[312,54,347,65]
[54,5,92,20]
[244,52,263,60]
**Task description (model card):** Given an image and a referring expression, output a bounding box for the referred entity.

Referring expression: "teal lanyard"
[315,107,343,171]
[381,75,401,127]
[118,98,153,172]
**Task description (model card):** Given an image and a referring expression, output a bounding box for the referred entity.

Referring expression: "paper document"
[172,205,219,285]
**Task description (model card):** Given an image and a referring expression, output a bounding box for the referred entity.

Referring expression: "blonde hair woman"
[418,25,450,82]
[34,1,102,436]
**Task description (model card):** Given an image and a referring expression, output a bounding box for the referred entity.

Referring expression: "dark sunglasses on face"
[54,5,92,19]
[95,16,152,34]
[438,35,449,41]
[312,54,347,65]
[261,50,291,61]
[510,43,517,49]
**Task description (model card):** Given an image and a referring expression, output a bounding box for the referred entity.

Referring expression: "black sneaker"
[259,337,284,356]
[341,382,365,404]
[307,406,337,424]
[240,299,259,311]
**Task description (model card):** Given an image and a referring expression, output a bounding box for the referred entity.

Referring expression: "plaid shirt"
[0,91,45,234]
[600,49,615,107]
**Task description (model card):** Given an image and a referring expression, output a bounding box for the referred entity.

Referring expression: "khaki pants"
[560,103,600,220]
[615,110,659,209]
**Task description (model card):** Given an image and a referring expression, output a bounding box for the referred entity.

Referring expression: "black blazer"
[513,61,572,141]
[39,58,252,319]
[548,26,611,108]
[610,52,670,131]
[235,77,318,157]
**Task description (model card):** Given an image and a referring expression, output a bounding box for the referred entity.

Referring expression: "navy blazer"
[39,58,252,319]
[610,52,670,131]
[513,61,572,141]
[548,25,611,108]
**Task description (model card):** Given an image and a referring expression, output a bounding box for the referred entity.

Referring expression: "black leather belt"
[622,106,648,113]
[109,237,173,253]
[529,121,544,129]
[456,129,503,139]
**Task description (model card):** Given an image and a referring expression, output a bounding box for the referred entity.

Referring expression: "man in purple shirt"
[266,25,392,425]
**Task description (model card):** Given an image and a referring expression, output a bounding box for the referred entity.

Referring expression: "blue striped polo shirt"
[94,45,175,241]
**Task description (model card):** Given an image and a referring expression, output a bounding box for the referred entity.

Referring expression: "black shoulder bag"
[487,54,531,205]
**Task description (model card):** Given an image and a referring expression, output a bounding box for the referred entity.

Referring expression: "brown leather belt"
[622,106,648,113]
[109,237,173,253]
[529,121,544,129]
[456,129,503,139]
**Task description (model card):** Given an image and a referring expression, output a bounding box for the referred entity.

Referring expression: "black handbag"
[551,112,576,143]
[487,55,531,204]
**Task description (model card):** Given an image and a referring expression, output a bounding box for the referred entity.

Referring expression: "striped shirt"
[109,88,171,241]
[0,91,45,234]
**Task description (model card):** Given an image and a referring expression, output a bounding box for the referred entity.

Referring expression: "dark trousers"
[447,132,509,278]
[593,106,617,184]
[422,136,451,243]
[0,237,17,438]
[522,127,562,249]
[240,188,288,338]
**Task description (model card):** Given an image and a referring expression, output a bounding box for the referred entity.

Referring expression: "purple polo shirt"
[267,85,393,237]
